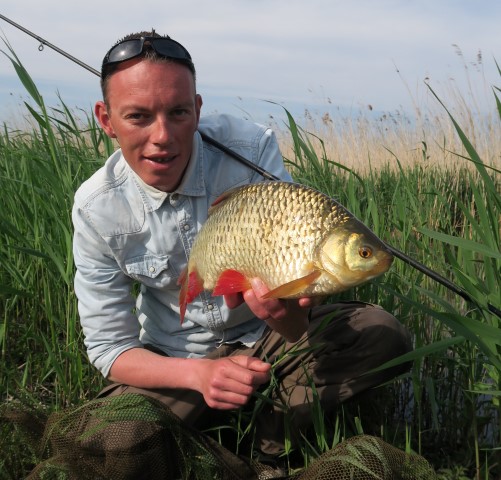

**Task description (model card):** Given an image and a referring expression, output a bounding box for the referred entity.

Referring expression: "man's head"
[100,30,196,105]
[95,31,202,193]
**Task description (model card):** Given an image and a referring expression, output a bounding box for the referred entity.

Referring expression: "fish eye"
[359,246,373,258]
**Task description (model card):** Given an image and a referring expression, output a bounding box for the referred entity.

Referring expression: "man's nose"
[151,117,172,145]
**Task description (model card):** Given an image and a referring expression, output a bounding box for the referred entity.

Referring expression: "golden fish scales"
[179,182,392,322]
[195,182,351,292]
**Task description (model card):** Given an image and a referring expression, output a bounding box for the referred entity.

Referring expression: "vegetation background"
[0,42,500,479]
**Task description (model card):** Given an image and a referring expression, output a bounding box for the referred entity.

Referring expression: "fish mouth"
[382,249,395,270]
[383,251,394,265]
[372,250,394,273]
[379,258,393,274]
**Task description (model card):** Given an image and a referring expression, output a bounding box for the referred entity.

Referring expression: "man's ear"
[94,101,117,138]
[195,94,203,125]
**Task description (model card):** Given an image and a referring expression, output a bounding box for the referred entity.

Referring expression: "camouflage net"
[3,393,437,479]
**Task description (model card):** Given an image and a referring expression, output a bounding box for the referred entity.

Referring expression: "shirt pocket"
[125,253,179,289]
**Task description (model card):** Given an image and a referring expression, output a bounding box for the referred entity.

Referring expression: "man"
[72,30,412,455]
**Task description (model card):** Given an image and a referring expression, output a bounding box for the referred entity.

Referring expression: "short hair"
[100,30,196,104]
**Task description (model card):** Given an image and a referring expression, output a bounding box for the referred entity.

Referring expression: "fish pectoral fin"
[178,268,204,324]
[212,269,251,296]
[261,270,322,299]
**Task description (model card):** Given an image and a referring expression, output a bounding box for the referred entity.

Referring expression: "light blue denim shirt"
[72,114,292,378]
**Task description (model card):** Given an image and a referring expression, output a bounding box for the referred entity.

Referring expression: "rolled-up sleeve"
[72,203,142,378]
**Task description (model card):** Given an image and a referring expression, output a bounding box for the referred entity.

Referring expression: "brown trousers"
[98,302,412,454]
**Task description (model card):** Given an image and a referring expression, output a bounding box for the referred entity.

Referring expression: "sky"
[0,1,499,127]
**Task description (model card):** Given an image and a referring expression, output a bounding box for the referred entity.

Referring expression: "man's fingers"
[203,357,271,409]
[224,292,245,309]
[298,296,325,308]
[243,278,287,320]
[229,355,270,370]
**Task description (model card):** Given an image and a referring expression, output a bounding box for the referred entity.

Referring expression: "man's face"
[95,59,202,192]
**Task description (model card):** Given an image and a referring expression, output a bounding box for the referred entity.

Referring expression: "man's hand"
[193,355,271,409]
[109,348,270,411]
[224,277,319,342]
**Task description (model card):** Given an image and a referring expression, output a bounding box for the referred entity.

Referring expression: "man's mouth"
[147,155,175,164]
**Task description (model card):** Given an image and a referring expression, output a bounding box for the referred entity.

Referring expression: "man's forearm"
[108,347,201,389]
[108,347,272,411]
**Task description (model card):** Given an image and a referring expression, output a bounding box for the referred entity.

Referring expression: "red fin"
[212,269,251,296]
[210,190,232,208]
[261,270,322,299]
[178,268,204,324]
[208,186,241,216]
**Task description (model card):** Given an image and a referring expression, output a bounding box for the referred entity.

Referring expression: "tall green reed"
[0,40,111,407]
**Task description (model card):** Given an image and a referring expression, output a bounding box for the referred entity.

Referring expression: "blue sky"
[1,0,499,126]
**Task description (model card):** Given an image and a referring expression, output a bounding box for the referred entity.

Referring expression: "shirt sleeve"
[72,202,143,378]
[252,126,293,183]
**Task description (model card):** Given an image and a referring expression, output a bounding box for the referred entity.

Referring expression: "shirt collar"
[175,131,206,197]
[126,131,207,212]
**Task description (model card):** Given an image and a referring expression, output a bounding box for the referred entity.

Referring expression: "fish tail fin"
[178,266,204,324]
[212,269,251,296]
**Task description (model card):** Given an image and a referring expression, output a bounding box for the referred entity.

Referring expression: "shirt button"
[183,224,190,231]
[207,303,214,310]
[149,266,156,273]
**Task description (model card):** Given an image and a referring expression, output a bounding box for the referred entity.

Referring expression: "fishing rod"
[2,14,500,320]
[0,13,100,76]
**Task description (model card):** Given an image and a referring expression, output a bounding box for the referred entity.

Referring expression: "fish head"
[318,220,393,289]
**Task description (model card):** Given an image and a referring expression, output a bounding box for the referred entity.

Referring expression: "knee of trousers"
[310,303,413,378]
[350,305,414,380]
[359,306,412,356]
[312,303,412,352]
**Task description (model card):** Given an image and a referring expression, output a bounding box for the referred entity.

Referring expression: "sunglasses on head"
[101,36,193,76]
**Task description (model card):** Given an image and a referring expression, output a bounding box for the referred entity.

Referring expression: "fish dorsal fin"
[208,186,242,216]
[261,270,322,299]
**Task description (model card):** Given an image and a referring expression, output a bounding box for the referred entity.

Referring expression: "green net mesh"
[2,393,437,479]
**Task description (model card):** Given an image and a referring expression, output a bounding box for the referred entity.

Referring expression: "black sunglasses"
[101,36,193,76]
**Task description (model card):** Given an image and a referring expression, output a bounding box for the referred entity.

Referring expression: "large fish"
[179,181,393,322]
